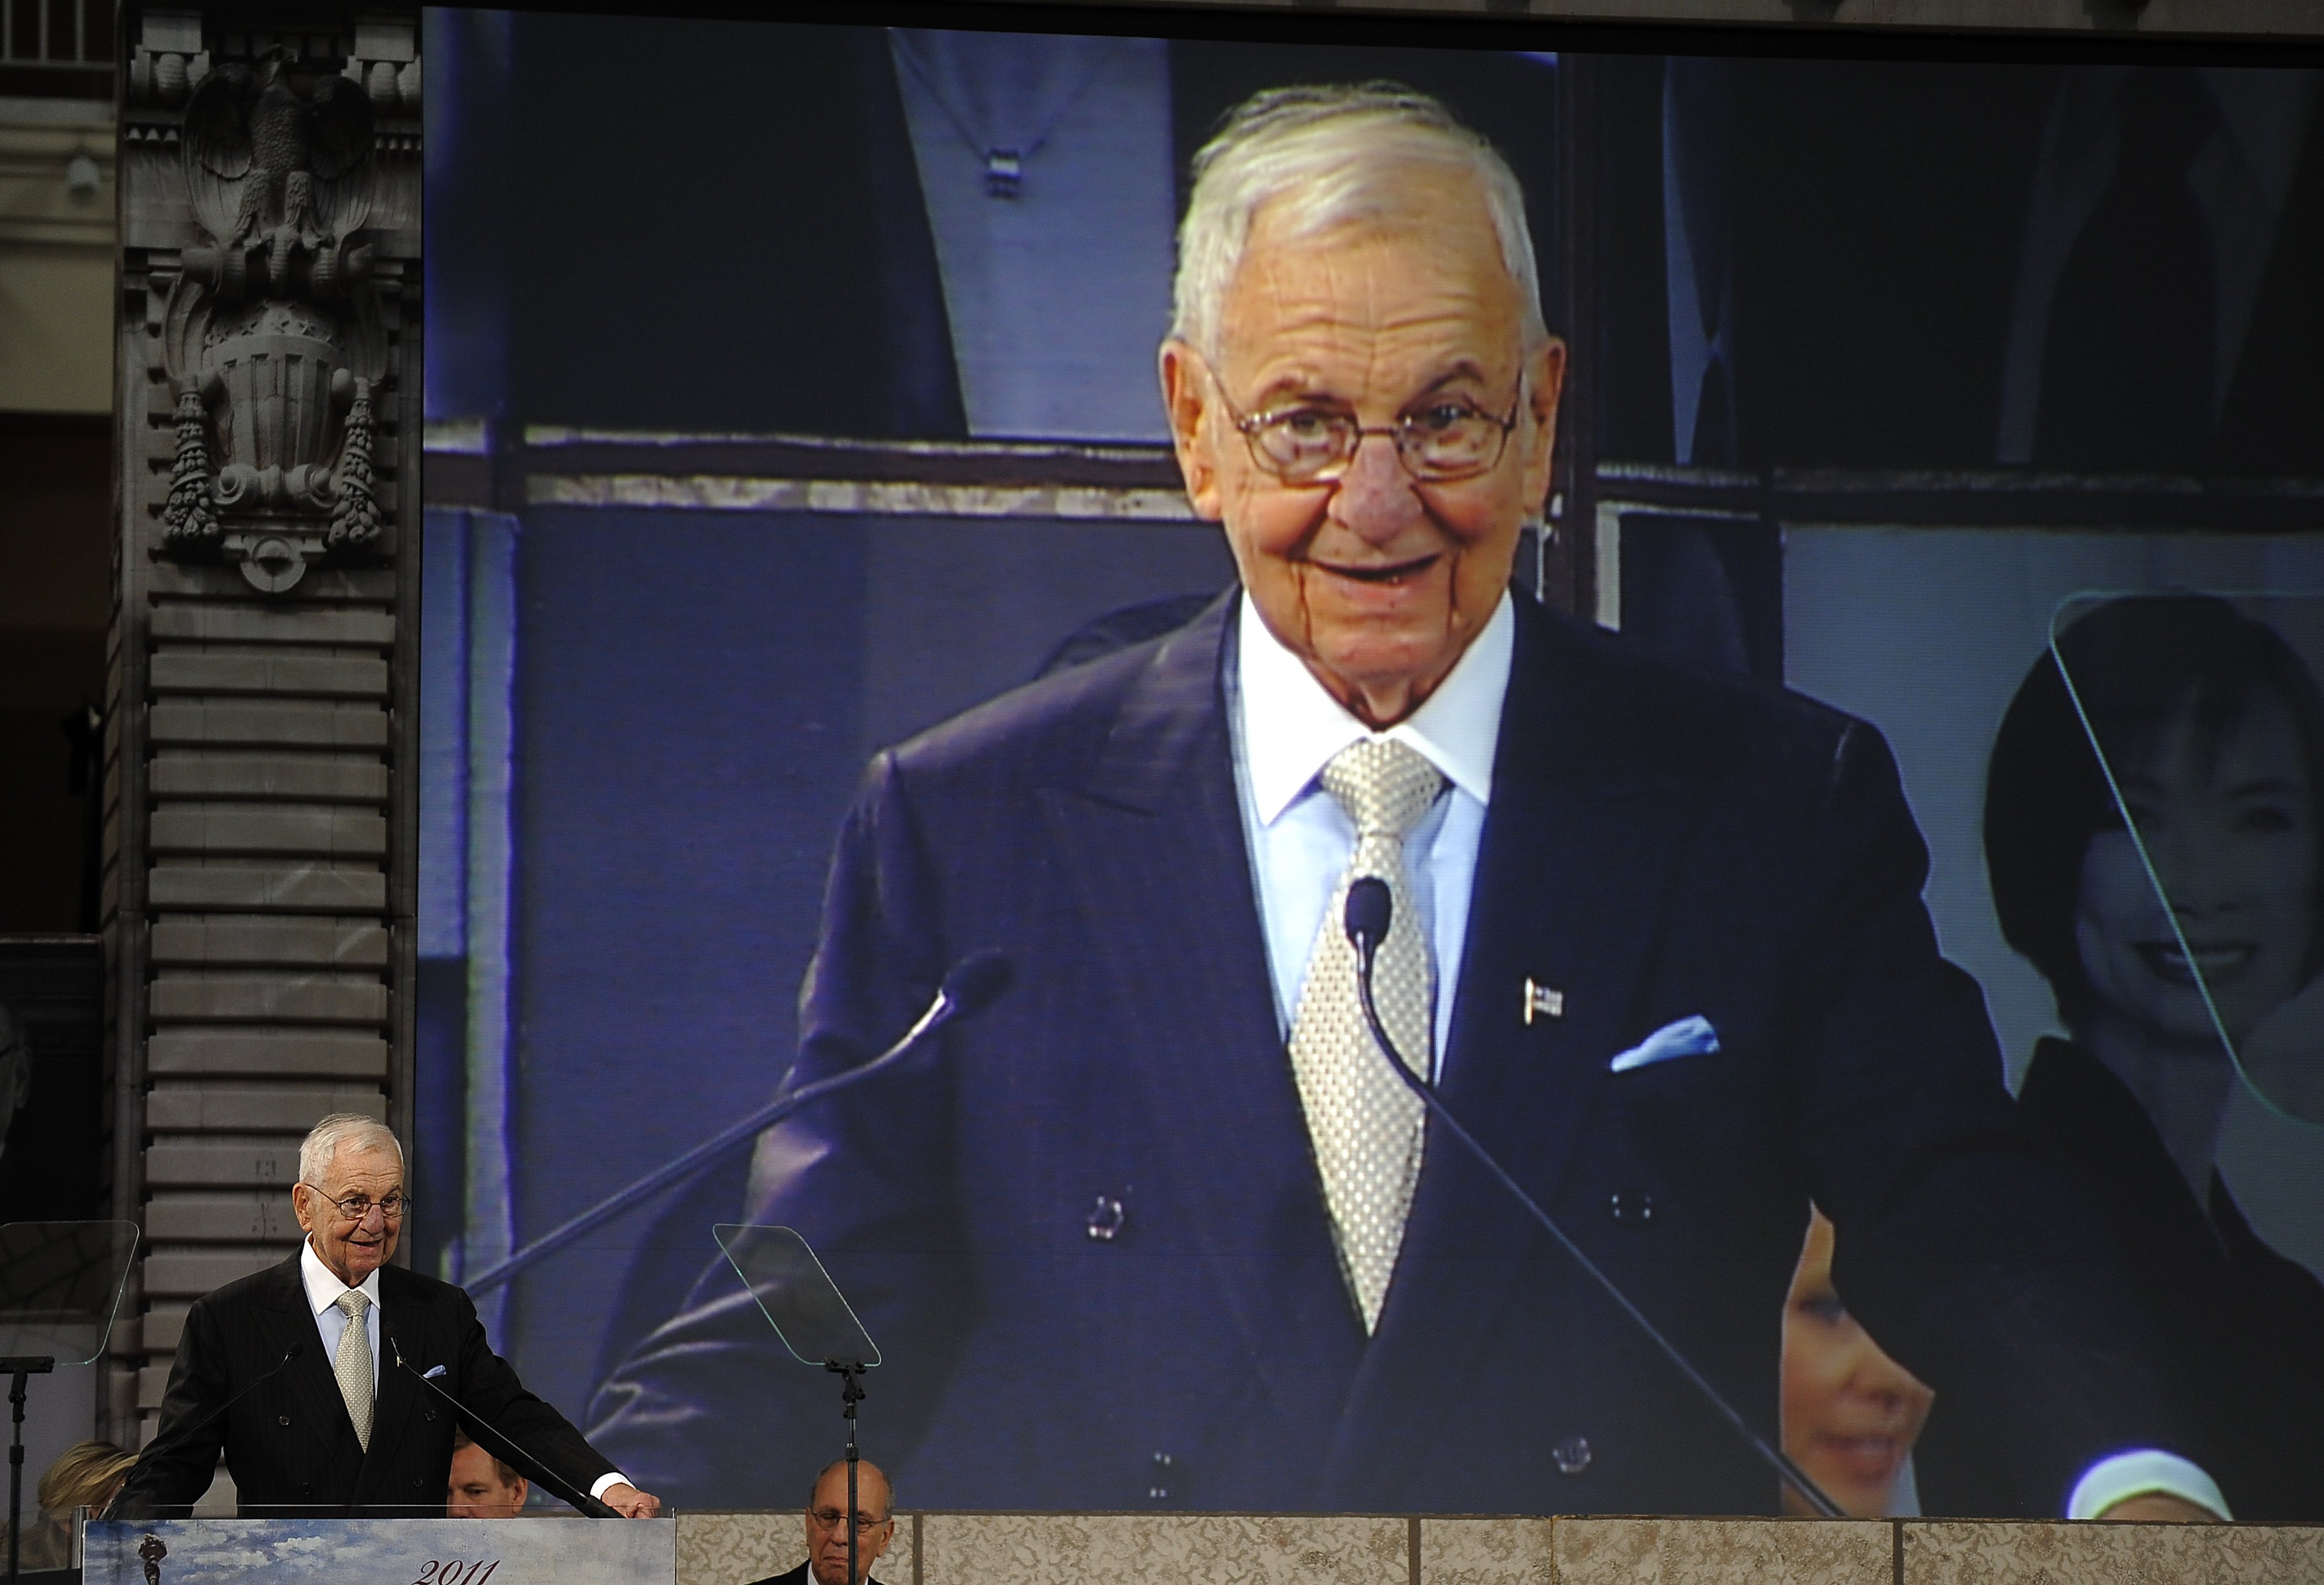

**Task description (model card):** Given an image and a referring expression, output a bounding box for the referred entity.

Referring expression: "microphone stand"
[826,1361,867,1585]
[1343,879,1844,1519]
[462,953,1009,1299]
[388,1339,619,1517]
[4,1356,52,1585]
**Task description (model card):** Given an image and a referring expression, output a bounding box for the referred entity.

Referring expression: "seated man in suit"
[447,1428,530,1518]
[591,83,2223,1522]
[749,1460,895,1585]
[114,1114,660,1519]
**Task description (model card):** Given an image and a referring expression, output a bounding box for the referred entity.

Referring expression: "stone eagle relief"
[155,45,402,592]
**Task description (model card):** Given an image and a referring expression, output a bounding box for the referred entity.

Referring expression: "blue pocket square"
[1608,1016,1721,1073]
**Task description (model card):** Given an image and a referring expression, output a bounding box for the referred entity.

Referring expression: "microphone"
[1345,877,1392,968]
[1341,879,1844,1519]
[462,950,1014,1297]
[938,950,1013,1019]
[388,1333,621,1517]
[102,1343,305,1518]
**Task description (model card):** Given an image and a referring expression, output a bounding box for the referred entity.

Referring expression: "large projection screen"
[418,10,2324,1521]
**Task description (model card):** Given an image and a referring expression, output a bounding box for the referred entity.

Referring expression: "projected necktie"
[1287,737,1443,1335]
[334,1290,374,1450]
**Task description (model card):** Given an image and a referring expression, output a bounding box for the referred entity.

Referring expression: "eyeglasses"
[808,1508,892,1533]
[301,1184,410,1222]
[1218,380,1524,485]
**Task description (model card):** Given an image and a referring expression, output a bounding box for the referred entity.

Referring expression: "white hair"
[1169,82,1551,361]
[299,1112,402,1185]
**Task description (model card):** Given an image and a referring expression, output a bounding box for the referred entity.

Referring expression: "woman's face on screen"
[1779,1210,1932,1518]
[2075,689,2318,1048]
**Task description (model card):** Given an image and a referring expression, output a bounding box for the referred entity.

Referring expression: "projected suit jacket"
[587,590,2183,1515]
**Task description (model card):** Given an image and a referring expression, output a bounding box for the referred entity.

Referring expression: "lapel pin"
[1523,978,1564,1025]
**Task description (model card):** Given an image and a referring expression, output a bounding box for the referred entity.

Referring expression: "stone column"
[108,4,420,1447]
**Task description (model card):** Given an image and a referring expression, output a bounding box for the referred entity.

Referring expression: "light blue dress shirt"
[300,1237,383,1395]
[1226,590,1512,1069]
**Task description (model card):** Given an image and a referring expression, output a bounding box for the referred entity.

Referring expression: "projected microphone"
[386,1333,622,1517]
[101,1343,305,1519]
[463,950,1015,1297]
[1342,878,1844,1519]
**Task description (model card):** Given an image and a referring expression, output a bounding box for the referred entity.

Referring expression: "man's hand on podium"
[601,1482,662,1517]
[2096,1494,2221,1523]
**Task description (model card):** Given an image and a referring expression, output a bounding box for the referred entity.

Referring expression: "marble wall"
[671,1513,2324,1585]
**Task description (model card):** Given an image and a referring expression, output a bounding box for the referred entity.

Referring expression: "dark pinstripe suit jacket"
[116,1252,614,1517]
[588,589,2186,1516]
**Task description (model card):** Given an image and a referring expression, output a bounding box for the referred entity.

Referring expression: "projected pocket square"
[1608,1016,1720,1073]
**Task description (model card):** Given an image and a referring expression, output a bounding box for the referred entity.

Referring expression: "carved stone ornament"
[148,41,407,593]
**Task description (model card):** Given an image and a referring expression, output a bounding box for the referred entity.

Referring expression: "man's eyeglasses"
[1219,381,1524,485]
[301,1184,410,1221]
[809,1508,892,1533]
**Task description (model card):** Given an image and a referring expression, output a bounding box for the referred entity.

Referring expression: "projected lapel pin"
[1523,977,1565,1025]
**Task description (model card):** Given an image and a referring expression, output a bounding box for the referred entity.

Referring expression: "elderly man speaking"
[114,1114,659,1519]
[592,84,2216,1522]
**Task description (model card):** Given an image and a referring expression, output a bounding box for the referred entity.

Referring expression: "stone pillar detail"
[109,5,421,1447]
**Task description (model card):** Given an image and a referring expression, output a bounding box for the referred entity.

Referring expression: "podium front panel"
[84,1519,676,1585]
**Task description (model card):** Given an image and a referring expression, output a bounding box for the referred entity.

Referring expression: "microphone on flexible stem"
[1342,877,1845,1519]
[388,1335,622,1517]
[462,950,1015,1298]
[101,1343,306,1519]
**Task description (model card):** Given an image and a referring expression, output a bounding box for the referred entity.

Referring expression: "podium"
[82,1519,675,1585]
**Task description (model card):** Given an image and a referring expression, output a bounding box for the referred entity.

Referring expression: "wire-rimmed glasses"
[1219,380,1524,485]
[298,1184,410,1222]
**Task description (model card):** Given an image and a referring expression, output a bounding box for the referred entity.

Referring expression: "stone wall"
[107,2,422,1442]
[673,1513,2324,1585]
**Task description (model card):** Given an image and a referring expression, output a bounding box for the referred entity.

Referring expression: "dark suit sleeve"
[445,1282,625,1499]
[1786,720,2188,1513]
[587,749,969,1505]
[109,1294,235,1519]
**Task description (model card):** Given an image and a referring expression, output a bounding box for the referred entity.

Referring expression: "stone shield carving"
[155,46,397,593]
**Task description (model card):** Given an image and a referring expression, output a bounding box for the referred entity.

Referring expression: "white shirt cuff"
[2067,1450,2229,1520]
[588,1473,630,1501]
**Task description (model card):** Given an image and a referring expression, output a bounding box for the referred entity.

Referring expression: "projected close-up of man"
[1160,162,1562,727]
[580,82,2226,1525]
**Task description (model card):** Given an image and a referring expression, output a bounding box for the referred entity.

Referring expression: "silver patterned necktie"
[333,1290,374,1450]
[1287,737,1444,1335]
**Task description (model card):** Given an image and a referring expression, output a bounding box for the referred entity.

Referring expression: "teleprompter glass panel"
[0,1221,139,1364]
[712,1224,879,1371]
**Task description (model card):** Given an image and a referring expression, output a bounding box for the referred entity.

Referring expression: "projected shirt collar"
[1236,588,1511,828]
